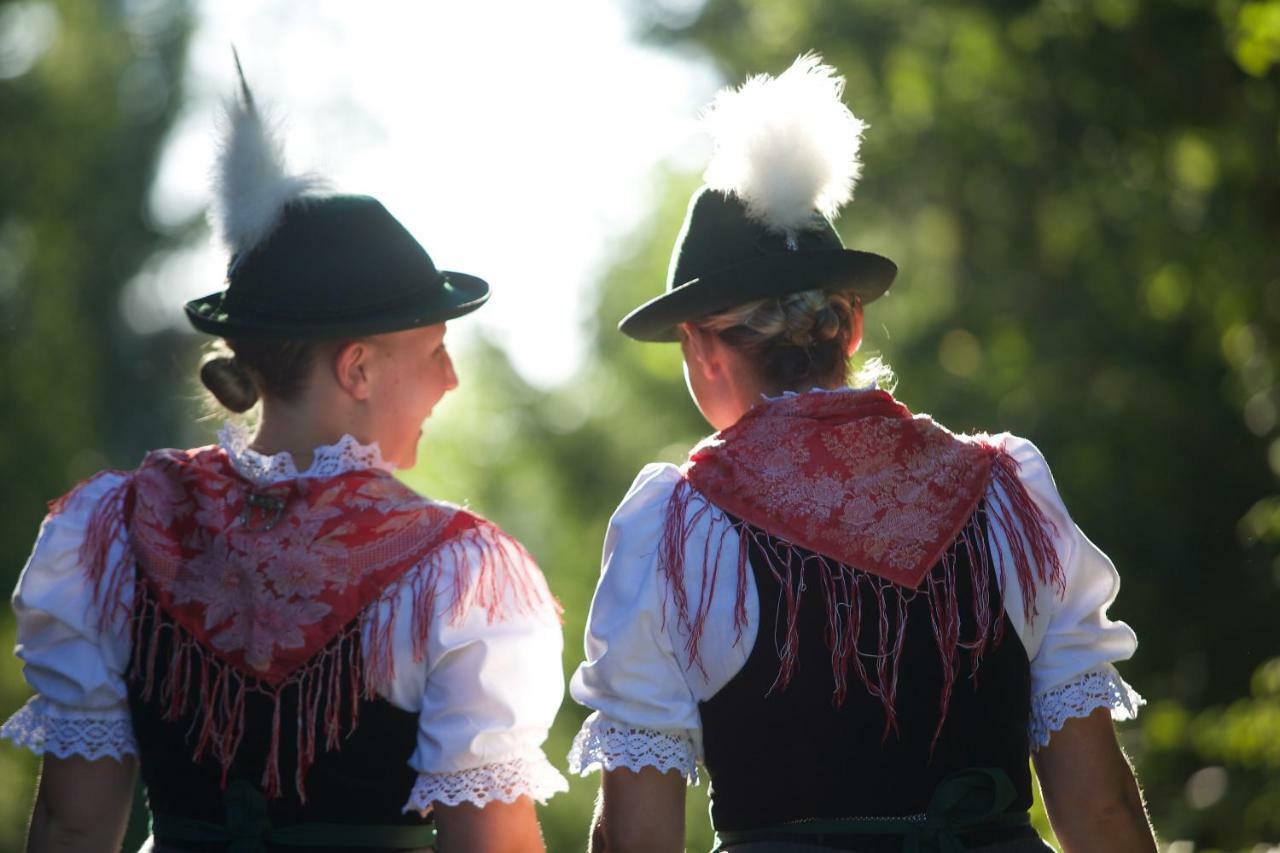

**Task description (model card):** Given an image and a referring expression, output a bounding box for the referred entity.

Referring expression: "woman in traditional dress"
[569,55,1157,852]
[2,66,566,853]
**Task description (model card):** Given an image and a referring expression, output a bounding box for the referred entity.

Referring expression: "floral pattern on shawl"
[684,389,998,589]
[664,389,1065,741]
[63,442,556,800]
[124,446,462,684]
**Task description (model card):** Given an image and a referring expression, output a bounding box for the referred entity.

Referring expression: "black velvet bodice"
[127,602,430,852]
[698,508,1034,839]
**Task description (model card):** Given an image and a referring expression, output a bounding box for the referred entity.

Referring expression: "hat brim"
[184,271,490,339]
[618,249,897,343]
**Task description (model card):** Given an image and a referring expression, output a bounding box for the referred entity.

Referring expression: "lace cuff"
[567,714,699,786]
[1029,665,1145,751]
[402,753,568,814]
[0,696,137,761]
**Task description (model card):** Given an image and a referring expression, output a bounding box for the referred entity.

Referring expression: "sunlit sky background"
[116,0,721,387]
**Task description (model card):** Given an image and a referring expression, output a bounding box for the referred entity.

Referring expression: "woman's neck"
[249,397,363,471]
[715,367,846,431]
[762,377,847,398]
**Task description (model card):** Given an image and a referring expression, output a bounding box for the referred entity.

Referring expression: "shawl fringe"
[659,445,1064,749]
[134,519,548,801]
[66,471,136,632]
[52,469,554,801]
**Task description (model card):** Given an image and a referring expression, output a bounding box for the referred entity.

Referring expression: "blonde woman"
[569,55,1156,853]
[2,66,566,853]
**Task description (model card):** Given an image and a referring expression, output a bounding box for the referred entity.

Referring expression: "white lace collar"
[217,423,396,486]
[761,384,875,403]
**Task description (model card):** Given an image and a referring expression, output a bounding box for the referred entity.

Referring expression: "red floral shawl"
[56,444,553,799]
[659,389,1064,744]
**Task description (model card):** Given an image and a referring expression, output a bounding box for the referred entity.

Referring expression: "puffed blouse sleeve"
[568,463,741,786]
[1,473,137,761]
[382,525,569,815]
[988,435,1145,750]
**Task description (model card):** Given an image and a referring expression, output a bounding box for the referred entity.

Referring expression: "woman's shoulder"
[393,498,560,627]
[29,469,135,595]
[45,468,133,520]
[14,469,136,652]
[986,432,1052,474]
[981,432,1070,526]
[592,463,695,612]
[611,462,684,522]
[600,460,741,607]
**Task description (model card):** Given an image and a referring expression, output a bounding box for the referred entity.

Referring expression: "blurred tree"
[0,0,192,849]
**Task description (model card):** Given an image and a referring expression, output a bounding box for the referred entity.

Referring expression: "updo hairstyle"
[698,289,858,392]
[200,337,331,414]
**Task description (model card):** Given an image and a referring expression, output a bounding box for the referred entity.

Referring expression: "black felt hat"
[185,194,489,339]
[186,54,486,340]
[619,53,897,343]
[618,187,896,342]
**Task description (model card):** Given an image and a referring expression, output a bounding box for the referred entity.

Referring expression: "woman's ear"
[333,340,373,401]
[679,322,721,381]
[847,298,864,357]
[677,321,695,349]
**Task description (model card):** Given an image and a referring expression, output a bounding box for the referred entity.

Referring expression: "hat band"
[220,276,458,322]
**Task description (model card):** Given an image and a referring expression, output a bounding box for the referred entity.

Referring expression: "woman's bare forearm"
[28,808,125,853]
[1048,795,1155,853]
[594,767,685,853]
[432,797,545,853]
[1034,708,1156,853]
[588,786,608,853]
[27,755,136,853]
[1053,760,1155,853]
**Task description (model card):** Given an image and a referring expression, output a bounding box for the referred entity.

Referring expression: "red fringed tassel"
[47,469,126,517]
[658,479,748,678]
[985,450,1066,621]
[50,471,136,633]
[659,477,1029,754]
[657,480,698,649]
[821,552,850,705]
[921,510,1009,753]
[129,581,369,803]
[362,517,560,702]
[114,481,558,803]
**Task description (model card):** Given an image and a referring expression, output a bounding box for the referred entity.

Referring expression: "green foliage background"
[1,0,1279,850]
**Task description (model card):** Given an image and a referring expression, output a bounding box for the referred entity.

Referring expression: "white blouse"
[1,427,568,813]
[568,431,1144,784]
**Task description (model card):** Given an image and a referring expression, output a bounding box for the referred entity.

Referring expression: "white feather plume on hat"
[210,51,325,256]
[701,52,866,236]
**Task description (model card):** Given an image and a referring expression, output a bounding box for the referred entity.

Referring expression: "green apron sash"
[151,781,437,853]
[712,768,1030,853]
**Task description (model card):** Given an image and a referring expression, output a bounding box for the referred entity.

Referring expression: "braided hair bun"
[701,289,858,390]
[779,291,845,346]
[200,352,259,413]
